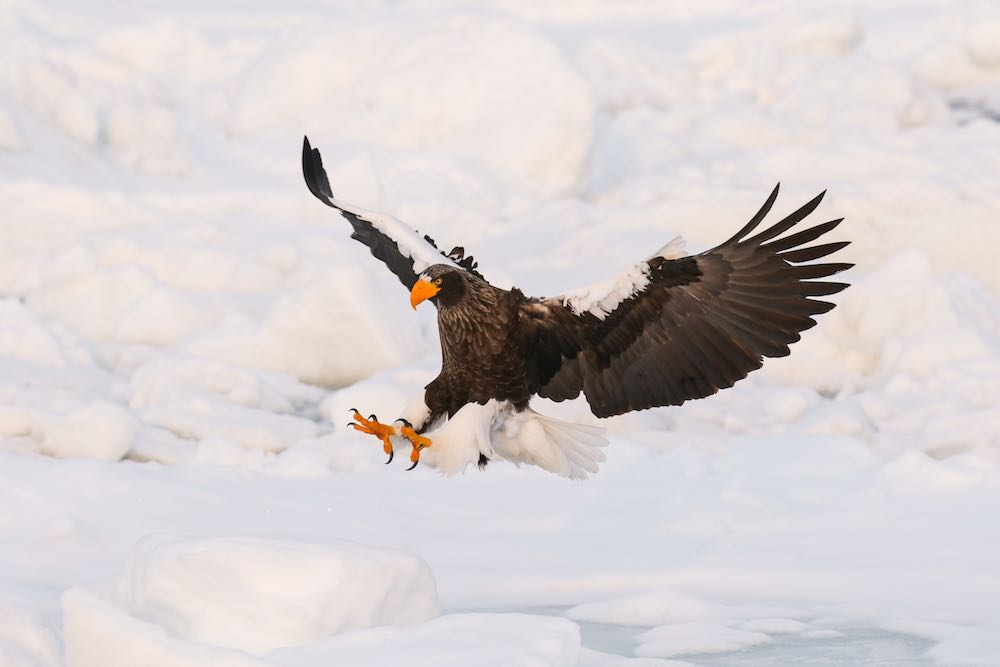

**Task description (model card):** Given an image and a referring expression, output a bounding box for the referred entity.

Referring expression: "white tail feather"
[492,407,607,480]
[412,401,608,479]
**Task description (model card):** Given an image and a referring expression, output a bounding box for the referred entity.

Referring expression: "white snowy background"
[1,0,999,665]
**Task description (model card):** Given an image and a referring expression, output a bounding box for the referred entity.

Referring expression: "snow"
[965,18,1000,69]
[63,545,574,667]
[63,587,270,667]
[1,1,999,665]
[0,602,60,667]
[270,613,581,667]
[635,623,771,658]
[0,105,25,152]
[39,401,137,460]
[234,17,594,197]
[103,536,439,654]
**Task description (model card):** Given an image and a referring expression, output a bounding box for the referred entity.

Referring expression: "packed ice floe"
[60,536,580,667]
[1,0,1000,665]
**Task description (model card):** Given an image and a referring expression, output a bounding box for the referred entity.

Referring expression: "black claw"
[406,459,419,471]
[385,450,394,465]
[395,418,412,428]
[350,408,360,415]
[369,414,378,422]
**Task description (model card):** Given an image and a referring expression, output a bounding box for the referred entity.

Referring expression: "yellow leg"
[348,409,396,464]
[398,423,432,471]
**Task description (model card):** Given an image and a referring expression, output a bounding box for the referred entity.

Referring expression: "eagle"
[302,137,851,478]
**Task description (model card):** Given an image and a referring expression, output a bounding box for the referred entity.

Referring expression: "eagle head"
[410,265,466,309]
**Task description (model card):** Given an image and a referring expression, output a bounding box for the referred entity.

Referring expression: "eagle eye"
[435,278,442,285]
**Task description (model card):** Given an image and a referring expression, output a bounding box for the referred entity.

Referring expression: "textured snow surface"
[103,536,440,654]
[2,1,1000,665]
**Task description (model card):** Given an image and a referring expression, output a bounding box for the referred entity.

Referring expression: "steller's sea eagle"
[302,137,851,478]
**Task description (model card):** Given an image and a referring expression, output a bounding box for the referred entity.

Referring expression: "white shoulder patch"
[557,235,687,320]
[653,235,687,260]
[330,197,458,273]
[559,263,651,320]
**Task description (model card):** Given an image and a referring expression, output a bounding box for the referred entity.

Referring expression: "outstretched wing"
[528,185,852,418]
[301,136,482,289]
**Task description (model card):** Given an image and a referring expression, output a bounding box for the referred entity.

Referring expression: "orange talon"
[349,410,396,463]
[398,423,432,471]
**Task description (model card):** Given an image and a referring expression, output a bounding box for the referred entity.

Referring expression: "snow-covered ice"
[102,536,439,653]
[1,0,999,665]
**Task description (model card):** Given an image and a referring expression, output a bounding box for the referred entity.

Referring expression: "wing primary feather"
[301,136,336,205]
[799,281,850,296]
[724,289,835,317]
[716,293,817,325]
[806,299,836,314]
[780,241,850,263]
[791,263,854,279]
[707,308,794,357]
[718,183,781,246]
[763,218,844,253]
[743,190,826,246]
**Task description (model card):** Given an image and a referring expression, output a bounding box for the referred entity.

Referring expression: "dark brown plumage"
[302,137,851,433]
[529,186,850,416]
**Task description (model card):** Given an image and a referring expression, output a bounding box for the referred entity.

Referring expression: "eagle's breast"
[435,283,532,409]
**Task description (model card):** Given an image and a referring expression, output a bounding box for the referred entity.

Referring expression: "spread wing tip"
[301,135,335,206]
[722,185,841,250]
[723,182,781,245]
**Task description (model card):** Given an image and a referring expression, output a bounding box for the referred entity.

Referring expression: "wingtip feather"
[301,135,336,205]
[717,182,782,248]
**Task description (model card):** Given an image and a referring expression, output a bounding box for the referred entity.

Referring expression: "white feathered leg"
[415,401,500,475]
[396,393,436,433]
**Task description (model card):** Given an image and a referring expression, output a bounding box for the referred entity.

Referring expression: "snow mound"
[0,395,137,461]
[636,622,771,658]
[40,401,138,460]
[567,589,720,627]
[0,299,88,367]
[184,263,425,388]
[64,586,579,667]
[30,265,218,347]
[965,16,1000,69]
[105,536,440,655]
[63,587,269,667]
[0,602,60,667]
[231,16,594,197]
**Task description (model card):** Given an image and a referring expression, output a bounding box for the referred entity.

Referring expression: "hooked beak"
[410,280,440,309]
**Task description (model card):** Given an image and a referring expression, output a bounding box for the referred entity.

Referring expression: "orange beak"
[410,280,440,309]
